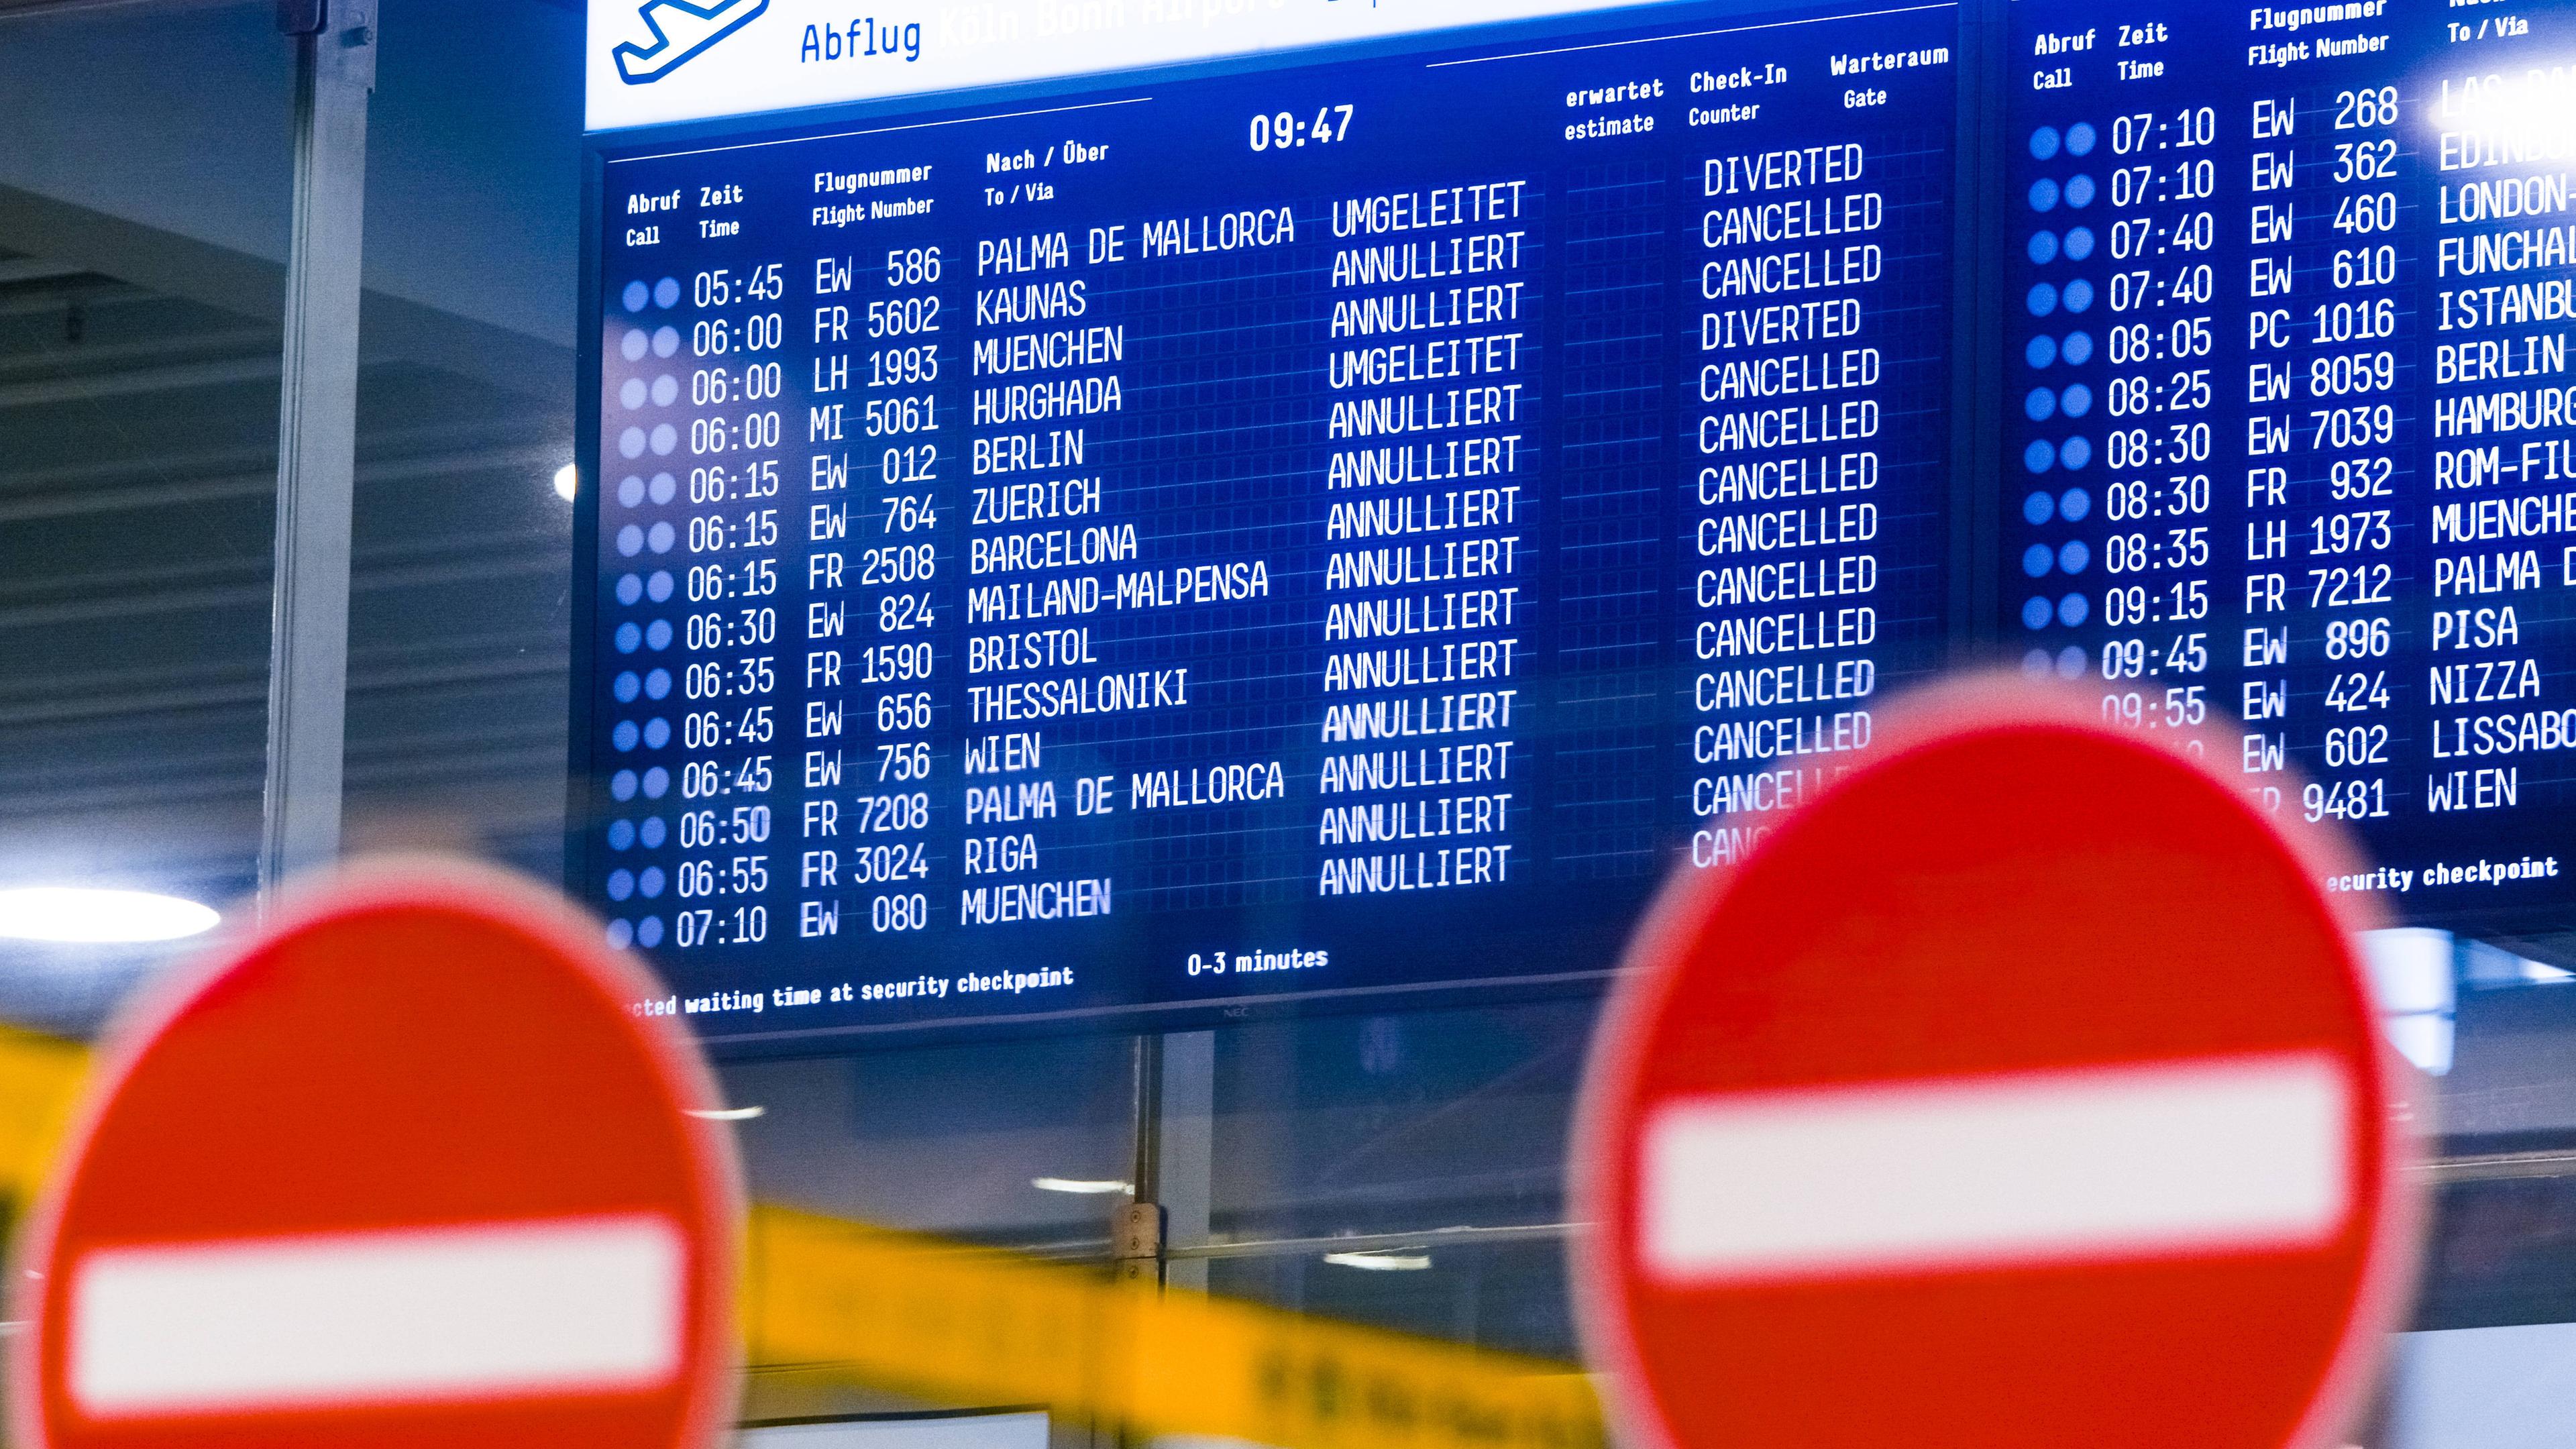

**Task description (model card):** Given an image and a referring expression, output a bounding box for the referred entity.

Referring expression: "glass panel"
[1205,1000,1592,1246]
[0,4,294,1030]
[1209,1238,1577,1361]
[720,1035,1137,1245]
[344,0,586,875]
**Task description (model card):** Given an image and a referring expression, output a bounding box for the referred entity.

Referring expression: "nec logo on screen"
[613,0,769,83]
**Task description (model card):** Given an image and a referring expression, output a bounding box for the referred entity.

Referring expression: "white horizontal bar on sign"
[1642,1051,2353,1283]
[70,1214,685,1417]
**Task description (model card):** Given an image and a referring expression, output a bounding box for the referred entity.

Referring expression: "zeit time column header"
[578,0,1960,1042]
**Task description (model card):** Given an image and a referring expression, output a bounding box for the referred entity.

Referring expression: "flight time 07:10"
[1249,104,1354,150]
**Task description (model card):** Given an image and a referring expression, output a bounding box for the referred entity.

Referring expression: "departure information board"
[575,0,1960,1040]
[2001,0,2576,917]
[577,0,2576,1044]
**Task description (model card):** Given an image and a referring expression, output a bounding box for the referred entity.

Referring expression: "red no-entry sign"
[12,862,739,1449]
[1576,698,2418,1449]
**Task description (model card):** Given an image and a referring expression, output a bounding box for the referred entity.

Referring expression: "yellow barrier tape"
[0,1031,1605,1449]
[749,1205,1605,1449]
[0,1025,89,1205]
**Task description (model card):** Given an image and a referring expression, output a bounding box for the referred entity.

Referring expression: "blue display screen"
[2001,0,2576,918]
[581,0,2576,1045]
[576,0,1960,1042]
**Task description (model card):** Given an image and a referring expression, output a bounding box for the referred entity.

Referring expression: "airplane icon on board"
[614,0,769,84]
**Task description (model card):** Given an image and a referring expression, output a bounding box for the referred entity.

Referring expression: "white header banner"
[585,0,1679,131]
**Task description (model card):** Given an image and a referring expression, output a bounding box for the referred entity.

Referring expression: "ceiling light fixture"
[554,464,579,501]
[1322,1249,1432,1271]
[1031,1177,1132,1195]
[0,888,219,944]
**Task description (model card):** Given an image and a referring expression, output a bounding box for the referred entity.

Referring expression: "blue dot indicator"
[2059,539,2091,574]
[621,280,649,313]
[2029,177,2061,212]
[620,378,647,410]
[621,329,649,362]
[2053,645,2085,678]
[2025,388,2057,421]
[2062,331,2094,366]
[647,570,674,602]
[2060,435,2093,469]
[643,766,671,799]
[2062,278,2095,313]
[645,667,672,700]
[612,720,640,752]
[2023,543,2054,578]
[614,622,642,653]
[2058,593,2090,627]
[649,423,677,455]
[2027,282,2060,317]
[616,574,643,606]
[2061,383,2094,417]
[643,717,671,749]
[2023,439,2057,475]
[2023,648,2054,676]
[639,867,667,899]
[619,476,645,508]
[2028,231,2060,264]
[2030,125,2062,159]
[639,816,667,847]
[653,277,680,308]
[618,427,645,459]
[616,525,643,557]
[651,375,679,407]
[637,916,665,948]
[2061,486,2092,521]
[2065,173,2096,207]
[2027,335,2058,368]
[2064,225,2095,261]
[608,819,637,850]
[2066,121,2097,156]
[606,919,635,949]
[610,769,639,801]
[2024,490,2057,525]
[645,619,674,650]
[647,521,676,553]
[613,670,641,702]
[653,326,680,358]
[649,472,676,504]
[607,870,635,902]
[2022,596,2053,630]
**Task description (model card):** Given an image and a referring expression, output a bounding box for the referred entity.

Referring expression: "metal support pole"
[258,0,376,904]
[1114,1033,1167,1287]
[1158,1031,1215,1292]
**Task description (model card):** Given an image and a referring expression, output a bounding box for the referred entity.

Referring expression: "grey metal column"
[258,0,378,902]
[1158,1030,1216,1291]
[1113,1033,1167,1286]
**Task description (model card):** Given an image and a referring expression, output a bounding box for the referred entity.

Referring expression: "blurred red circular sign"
[12,863,738,1449]
[1576,704,2417,1449]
